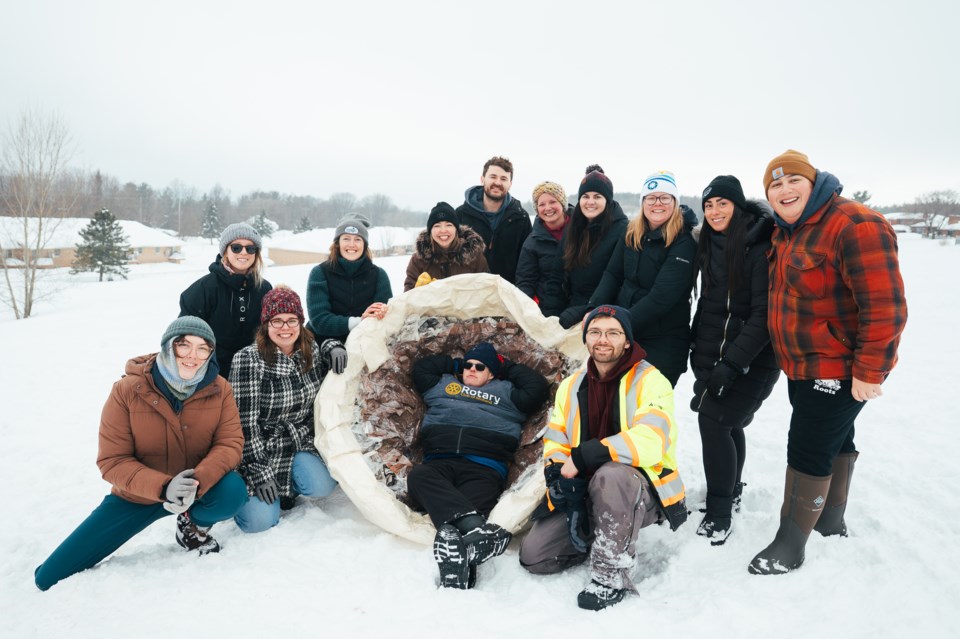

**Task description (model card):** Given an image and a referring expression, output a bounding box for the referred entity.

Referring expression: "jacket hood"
[125,353,156,378]
[414,225,486,264]
[773,170,843,231]
[743,200,775,247]
[463,184,514,215]
[680,204,699,231]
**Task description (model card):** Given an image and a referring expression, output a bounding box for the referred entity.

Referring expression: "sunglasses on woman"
[229,244,259,254]
[463,362,487,372]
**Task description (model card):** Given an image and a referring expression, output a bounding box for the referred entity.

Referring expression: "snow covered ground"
[1,235,957,638]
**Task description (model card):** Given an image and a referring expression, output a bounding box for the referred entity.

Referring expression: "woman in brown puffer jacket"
[34,316,247,591]
[404,202,488,291]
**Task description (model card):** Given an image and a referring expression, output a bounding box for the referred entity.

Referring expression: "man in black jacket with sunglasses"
[408,341,549,590]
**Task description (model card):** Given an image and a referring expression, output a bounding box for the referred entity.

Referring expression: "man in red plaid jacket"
[749,150,907,576]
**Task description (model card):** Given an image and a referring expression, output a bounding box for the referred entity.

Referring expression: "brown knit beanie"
[763,150,817,192]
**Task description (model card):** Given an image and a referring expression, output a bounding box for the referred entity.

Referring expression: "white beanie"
[640,171,679,200]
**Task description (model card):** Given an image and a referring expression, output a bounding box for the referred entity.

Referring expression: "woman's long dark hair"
[562,203,614,270]
[696,205,749,293]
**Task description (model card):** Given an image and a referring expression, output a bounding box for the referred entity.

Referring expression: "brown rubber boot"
[748,467,831,575]
[814,452,859,537]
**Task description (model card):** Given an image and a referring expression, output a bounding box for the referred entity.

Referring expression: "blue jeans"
[234,452,337,533]
[35,471,247,591]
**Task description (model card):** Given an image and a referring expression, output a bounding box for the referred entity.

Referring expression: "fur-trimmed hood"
[414,225,486,265]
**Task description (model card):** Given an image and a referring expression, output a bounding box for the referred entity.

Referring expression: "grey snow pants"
[519,462,662,589]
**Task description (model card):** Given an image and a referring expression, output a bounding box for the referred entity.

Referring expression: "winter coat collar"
[208,255,253,292]
[413,225,486,264]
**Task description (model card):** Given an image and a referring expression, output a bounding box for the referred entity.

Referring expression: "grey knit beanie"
[161,316,216,347]
[219,223,262,257]
[334,213,371,244]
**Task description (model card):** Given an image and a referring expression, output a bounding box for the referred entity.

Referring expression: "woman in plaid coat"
[230,286,347,533]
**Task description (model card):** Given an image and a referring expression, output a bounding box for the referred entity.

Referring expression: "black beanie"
[701,175,747,213]
[427,202,460,233]
[578,165,614,202]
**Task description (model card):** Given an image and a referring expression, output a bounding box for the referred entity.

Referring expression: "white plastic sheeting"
[314,273,587,544]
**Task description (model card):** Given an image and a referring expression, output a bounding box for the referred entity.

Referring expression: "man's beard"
[484,187,505,202]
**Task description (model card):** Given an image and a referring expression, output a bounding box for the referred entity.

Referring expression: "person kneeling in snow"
[34,317,247,591]
[519,306,687,611]
[409,342,549,589]
[230,286,345,532]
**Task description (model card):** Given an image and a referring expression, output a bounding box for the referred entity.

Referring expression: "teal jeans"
[35,470,246,591]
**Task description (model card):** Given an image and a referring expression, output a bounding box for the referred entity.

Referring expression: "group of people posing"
[35,150,907,613]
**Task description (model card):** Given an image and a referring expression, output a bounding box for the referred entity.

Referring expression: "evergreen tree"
[852,190,872,204]
[251,210,275,238]
[294,215,313,234]
[201,199,222,243]
[71,208,132,281]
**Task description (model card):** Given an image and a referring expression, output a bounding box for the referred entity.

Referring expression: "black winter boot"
[577,579,627,611]
[814,452,858,537]
[452,513,512,567]
[732,481,746,513]
[176,513,220,555]
[748,467,831,575]
[433,524,470,589]
[697,494,733,546]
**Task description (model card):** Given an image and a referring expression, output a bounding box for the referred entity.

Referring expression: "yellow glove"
[415,272,434,288]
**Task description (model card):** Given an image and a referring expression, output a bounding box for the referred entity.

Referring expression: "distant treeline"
[1,167,948,232]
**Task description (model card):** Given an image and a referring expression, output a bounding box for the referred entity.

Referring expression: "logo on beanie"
[595,305,618,317]
[703,186,712,198]
[772,167,785,180]
[344,226,360,234]
[645,179,659,190]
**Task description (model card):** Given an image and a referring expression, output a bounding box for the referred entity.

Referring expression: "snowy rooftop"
[0,217,185,249]
[269,226,422,253]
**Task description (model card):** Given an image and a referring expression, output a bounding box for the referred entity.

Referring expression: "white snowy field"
[1,235,958,638]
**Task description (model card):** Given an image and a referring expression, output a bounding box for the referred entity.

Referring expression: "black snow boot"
[697,494,733,546]
[577,579,627,611]
[814,452,858,537]
[748,467,831,575]
[455,514,512,566]
[176,513,220,555]
[279,496,297,511]
[732,481,746,513]
[433,524,470,589]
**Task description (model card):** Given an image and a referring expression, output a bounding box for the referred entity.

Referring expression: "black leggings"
[407,457,505,527]
[699,418,746,498]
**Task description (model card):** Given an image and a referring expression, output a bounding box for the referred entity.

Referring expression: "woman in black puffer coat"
[179,223,273,379]
[555,166,628,328]
[589,171,697,387]
[689,175,781,546]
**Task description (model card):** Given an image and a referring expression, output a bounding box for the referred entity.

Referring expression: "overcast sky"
[3,0,957,211]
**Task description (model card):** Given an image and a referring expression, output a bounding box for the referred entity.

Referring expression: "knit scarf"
[155,339,210,401]
[585,343,645,440]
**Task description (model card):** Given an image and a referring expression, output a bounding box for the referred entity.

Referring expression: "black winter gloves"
[707,359,741,400]
[544,463,591,554]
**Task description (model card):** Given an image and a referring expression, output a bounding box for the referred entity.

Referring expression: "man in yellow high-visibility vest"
[519,305,687,610]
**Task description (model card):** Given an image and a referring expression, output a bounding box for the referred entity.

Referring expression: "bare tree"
[912,190,959,238]
[0,108,78,319]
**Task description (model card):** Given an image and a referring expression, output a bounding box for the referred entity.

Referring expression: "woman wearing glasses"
[555,166,628,329]
[589,171,698,387]
[688,176,780,546]
[229,286,345,532]
[409,342,549,589]
[179,222,273,379]
[34,317,246,591]
[306,215,392,343]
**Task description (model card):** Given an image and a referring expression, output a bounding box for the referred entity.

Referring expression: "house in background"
[0,217,185,268]
[267,227,420,266]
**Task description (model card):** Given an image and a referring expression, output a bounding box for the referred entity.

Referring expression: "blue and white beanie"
[640,171,679,200]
